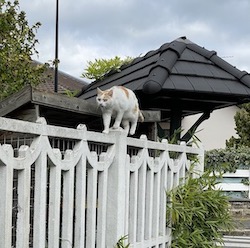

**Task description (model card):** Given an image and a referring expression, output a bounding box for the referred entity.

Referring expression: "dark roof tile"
[185,77,213,92]
[180,49,211,63]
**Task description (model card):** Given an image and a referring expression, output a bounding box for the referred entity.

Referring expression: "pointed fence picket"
[0,117,204,248]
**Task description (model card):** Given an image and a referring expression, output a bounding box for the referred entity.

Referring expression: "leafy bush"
[205,146,250,173]
[167,170,234,248]
[81,56,133,81]
[226,103,250,148]
[0,0,48,99]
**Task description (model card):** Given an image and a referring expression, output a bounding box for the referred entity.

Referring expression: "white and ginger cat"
[96,86,144,135]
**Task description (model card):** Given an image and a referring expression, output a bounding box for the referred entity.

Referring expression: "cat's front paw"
[102,129,109,134]
[112,124,119,129]
[112,126,124,131]
[129,130,135,136]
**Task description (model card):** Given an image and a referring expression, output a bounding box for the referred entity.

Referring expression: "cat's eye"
[103,99,108,102]
[97,98,101,101]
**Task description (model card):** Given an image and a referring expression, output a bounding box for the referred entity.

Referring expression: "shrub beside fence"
[0,117,204,248]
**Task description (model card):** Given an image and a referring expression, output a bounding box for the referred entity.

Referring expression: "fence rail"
[0,117,204,248]
[215,169,250,199]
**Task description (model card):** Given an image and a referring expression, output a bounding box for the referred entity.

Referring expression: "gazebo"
[79,36,250,140]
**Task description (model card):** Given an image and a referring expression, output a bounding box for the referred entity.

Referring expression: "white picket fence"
[0,117,204,248]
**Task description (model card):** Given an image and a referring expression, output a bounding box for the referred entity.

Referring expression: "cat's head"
[96,87,113,109]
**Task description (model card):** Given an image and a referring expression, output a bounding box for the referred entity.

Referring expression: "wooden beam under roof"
[0,86,32,117]
[0,85,161,122]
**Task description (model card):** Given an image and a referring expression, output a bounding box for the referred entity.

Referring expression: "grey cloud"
[19,0,250,78]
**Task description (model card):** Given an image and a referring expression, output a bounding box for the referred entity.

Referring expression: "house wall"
[182,106,239,151]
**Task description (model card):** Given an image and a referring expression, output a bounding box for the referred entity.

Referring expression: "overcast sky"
[19,0,250,82]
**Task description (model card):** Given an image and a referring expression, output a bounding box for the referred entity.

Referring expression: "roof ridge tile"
[143,40,186,94]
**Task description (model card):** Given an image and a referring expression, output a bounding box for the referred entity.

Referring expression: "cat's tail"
[138,111,144,122]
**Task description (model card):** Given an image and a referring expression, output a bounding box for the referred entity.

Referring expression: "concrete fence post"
[106,129,128,247]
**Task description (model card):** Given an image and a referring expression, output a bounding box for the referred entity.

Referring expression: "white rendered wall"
[182,106,239,151]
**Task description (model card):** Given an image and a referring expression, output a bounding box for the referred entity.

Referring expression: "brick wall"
[230,201,250,218]
[229,201,250,236]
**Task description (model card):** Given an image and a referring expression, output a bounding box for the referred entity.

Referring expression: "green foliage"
[226,103,250,148]
[63,89,80,97]
[0,0,48,100]
[167,170,234,248]
[205,146,250,173]
[81,56,133,81]
[168,127,183,144]
[114,235,130,248]
[241,178,250,186]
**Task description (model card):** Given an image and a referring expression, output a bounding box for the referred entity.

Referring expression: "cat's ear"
[97,87,103,95]
[108,89,113,97]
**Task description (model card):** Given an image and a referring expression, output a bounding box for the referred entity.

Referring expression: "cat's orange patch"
[103,89,113,98]
[133,105,139,114]
[119,86,129,98]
